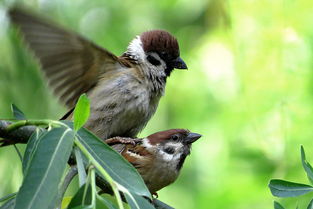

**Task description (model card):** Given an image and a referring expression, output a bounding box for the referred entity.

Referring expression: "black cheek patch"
[164,147,175,154]
[147,55,161,66]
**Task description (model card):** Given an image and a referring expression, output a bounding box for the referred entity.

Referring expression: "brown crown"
[147,129,189,145]
[140,30,180,59]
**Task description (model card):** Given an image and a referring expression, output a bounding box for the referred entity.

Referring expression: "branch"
[0,120,39,146]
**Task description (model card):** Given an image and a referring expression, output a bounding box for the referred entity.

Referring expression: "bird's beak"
[172,57,188,69]
[185,132,202,144]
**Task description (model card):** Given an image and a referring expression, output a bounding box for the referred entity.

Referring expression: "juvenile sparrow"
[8,8,187,140]
[106,129,201,194]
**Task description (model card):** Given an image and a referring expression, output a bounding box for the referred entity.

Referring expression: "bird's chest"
[85,75,162,138]
[142,156,179,193]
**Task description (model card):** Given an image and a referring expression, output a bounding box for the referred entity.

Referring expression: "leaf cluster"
[269,146,313,209]
[0,94,172,209]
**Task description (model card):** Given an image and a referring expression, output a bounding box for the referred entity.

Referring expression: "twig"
[0,120,39,146]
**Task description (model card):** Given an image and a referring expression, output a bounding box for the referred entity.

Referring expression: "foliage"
[269,146,313,209]
[0,96,161,209]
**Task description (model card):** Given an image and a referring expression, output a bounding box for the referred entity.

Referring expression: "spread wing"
[9,7,121,108]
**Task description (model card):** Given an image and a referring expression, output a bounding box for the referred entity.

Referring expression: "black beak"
[172,57,187,69]
[185,132,202,144]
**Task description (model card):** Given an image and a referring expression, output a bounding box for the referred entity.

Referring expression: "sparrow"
[8,8,188,140]
[106,129,202,195]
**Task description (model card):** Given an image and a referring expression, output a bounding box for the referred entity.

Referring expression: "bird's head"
[126,30,187,77]
[144,129,201,171]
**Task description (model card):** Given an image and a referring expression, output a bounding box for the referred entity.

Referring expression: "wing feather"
[9,7,121,107]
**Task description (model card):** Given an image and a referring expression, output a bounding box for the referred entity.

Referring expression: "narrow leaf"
[96,195,117,209]
[274,201,285,209]
[76,127,151,198]
[67,184,92,209]
[22,128,45,175]
[0,193,16,203]
[73,94,90,131]
[124,192,155,209]
[153,199,175,209]
[0,198,15,209]
[11,104,26,120]
[301,146,313,184]
[307,199,313,209]
[269,179,313,197]
[15,127,75,209]
[75,147,87,186]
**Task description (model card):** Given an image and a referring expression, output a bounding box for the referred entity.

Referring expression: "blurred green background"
[1,0,313,208]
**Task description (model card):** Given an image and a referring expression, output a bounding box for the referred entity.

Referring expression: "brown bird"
[8,8,187,140]
[106,129,201,195]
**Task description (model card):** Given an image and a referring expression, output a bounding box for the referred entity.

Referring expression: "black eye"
[147,55,161,66]
[171,135,179,141]
[164,147,175,154]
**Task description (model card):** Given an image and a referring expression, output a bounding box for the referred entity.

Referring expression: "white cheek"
[159,143,184,162]
[159,151,174,161]
[127,37,167,77]
[127,37,146,62]
[142,138,153,149]
[159,151,182,162]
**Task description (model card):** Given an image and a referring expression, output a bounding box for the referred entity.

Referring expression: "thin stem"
[90,166,96,209]
[74,138,124,209]
[6,120,67,132]
[82,165,92,206]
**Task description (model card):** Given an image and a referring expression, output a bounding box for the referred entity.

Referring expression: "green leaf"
[301,146,313,184]
[73,94,90,131]
[11,104,26,120]
[0,198,15,209]
[67,184,92,209]
[124,192,155,209]
[22,128,46,175]
[274,201,285,209]
[15,127,75,209]
[70,206,93,209]
[307,199,313,209]
[75,147,87,186]
[153,199,175,209]
[0,193,16,203]
[269,179,313,197]
[76,127,151,198]
[96,195,117,209]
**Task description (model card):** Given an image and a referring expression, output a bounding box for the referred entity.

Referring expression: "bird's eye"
[147,55,161,66]
[164,147,175,154]
[171,135,179,141]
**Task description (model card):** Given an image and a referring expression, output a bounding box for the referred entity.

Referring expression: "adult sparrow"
[8,8,187,140]
[106,129,201,194]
